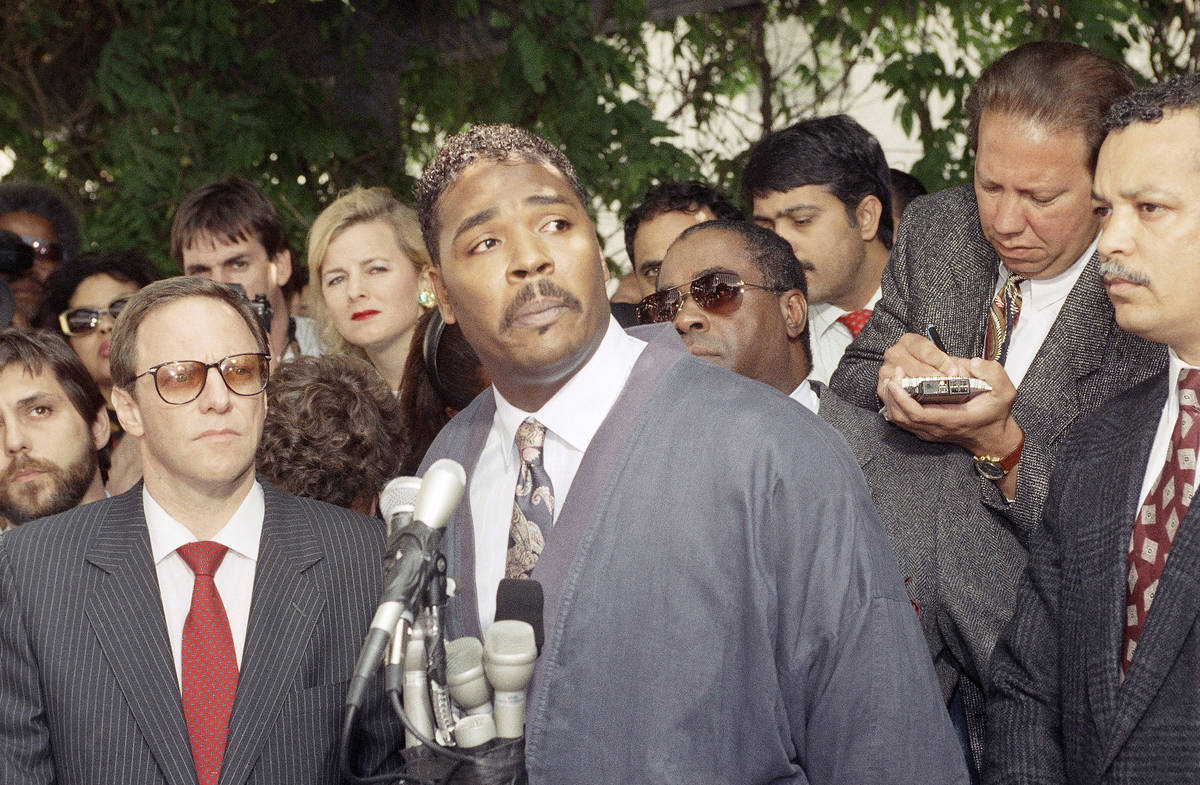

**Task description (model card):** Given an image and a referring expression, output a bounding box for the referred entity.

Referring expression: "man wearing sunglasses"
[172,176,321,362]
[0,276,401,784]
[416,123,966,784]
[0,329,109,530]
[651,219,1024,777]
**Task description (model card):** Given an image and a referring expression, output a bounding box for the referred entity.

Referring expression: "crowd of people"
[0,36,1195,785]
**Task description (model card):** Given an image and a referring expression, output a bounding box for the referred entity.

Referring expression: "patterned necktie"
[506,418,555,579]
[1122,368,1200,676]
[836,309,873,340]
[984,273,1026,365]
[178,542,239,785]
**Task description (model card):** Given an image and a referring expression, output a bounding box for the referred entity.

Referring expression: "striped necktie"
[984,273,1026,365]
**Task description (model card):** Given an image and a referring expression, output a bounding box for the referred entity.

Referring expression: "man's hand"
[876,333,964,395]
[880,356,1018,452]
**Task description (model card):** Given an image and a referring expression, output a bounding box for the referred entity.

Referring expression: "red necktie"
[1122,368,1200,676]
[178,542,239,785]
[836,309,873,340]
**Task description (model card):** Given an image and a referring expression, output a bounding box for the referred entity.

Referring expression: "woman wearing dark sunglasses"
[35,250,162,493]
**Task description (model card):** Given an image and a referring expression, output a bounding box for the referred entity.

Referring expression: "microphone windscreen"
[412,459,467,530]
[496,578,544,655]
[379,476,422,521]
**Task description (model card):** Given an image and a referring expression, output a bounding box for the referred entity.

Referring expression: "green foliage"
[2,0,1198,273]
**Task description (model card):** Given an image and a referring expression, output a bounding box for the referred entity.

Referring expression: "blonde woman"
[307,186,435,391]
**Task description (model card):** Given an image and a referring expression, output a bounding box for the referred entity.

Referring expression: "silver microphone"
[483,620,537,739]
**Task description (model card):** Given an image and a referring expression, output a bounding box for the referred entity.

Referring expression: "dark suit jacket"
[829,185,1167,542]
[0,481,401,785]
[817,384,1024,768]
[987,371,1200,783]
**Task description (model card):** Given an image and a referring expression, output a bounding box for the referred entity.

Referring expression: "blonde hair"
[306,186,431,358]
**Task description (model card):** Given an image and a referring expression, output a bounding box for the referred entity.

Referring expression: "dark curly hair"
[0,182,83,261]
[34,249,162,334]
[257,354,406,511]
[1104,74,1200,133]
[622,180,742,267]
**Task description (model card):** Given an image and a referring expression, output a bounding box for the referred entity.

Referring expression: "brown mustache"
[501,280,582,329]
[1,455,58,484]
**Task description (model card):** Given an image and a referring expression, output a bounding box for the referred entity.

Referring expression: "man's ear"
[89,407,111,451]
[270,249,293,290]
[780,291,808,339]
[429,266,457,325]
[110,386,145,439]
[855,195,884,244]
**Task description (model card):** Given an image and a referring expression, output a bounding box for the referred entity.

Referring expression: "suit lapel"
[219,486,324,785]
[1011,255,1109,440]
[84,487,197,785]
[1104,377,1200,768]
[948,216,999,360]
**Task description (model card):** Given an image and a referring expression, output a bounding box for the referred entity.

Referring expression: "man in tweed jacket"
[0,277,400,784]
[828,42,1167,774]
[987,74,1200,785]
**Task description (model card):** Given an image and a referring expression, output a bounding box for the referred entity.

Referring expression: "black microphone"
[496,578,544,656]
[346,459,466,710]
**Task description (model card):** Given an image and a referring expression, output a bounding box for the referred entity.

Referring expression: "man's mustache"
[501,280,582,329]
[1099,259,1151,286]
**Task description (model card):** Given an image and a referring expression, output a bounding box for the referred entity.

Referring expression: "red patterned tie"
[984,273,1026,364]
[836,309,873,340]
[178,542,239,785]
[1122,368,1200,676]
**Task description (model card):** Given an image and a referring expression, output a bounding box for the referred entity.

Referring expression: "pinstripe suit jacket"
[0,480,401,785]
[829,184,1167,543]
[986,371,1200,783]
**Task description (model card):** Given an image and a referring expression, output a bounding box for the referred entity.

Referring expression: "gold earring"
[418,289,437,308]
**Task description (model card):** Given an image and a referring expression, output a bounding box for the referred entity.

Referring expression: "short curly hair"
[622,181,742,266]
[257,354,406,511]
[415,124,586,264]
[0,182,83,261]
[1104,74,1200,133]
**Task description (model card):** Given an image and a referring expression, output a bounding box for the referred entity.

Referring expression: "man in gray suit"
[987,74,1200,784]
[417,123,966,784]
[829,42,1166,542]
[648,218,1022,771]
[0,276,400,784]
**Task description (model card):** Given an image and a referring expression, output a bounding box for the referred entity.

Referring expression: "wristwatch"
[973,429,1025,481]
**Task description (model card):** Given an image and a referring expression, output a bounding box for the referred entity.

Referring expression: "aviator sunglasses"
[635,271,782,325]
[136,352,272,405]
[58,295,135,336]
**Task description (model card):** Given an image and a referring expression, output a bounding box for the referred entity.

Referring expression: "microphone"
[445,636,491,716]
[495,578,544,655]
[346,459,467,710]
[402,623,435,747]
[453,713,497,749]
[379,475,421,537]
[483,620,537,739]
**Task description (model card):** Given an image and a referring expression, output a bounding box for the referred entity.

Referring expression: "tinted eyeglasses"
[58,295,134,336]
[19,236,63,264]
[137,352,271,405]
[635,271,781,324]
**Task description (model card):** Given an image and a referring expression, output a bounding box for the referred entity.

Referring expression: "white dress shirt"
[789,379,820,414]
[146,481,264,689]
[469,317,646,630]
[807,288,882,385]
[1137,351,1200,508]
[996,236,1095,389]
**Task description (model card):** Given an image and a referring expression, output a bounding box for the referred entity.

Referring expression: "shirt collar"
[493,316,645,471]
[808,288,883,334]
[997,234,1096,314]
[1166,348,1200,415]
[145,481,265,564]
[788,379,820,414]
